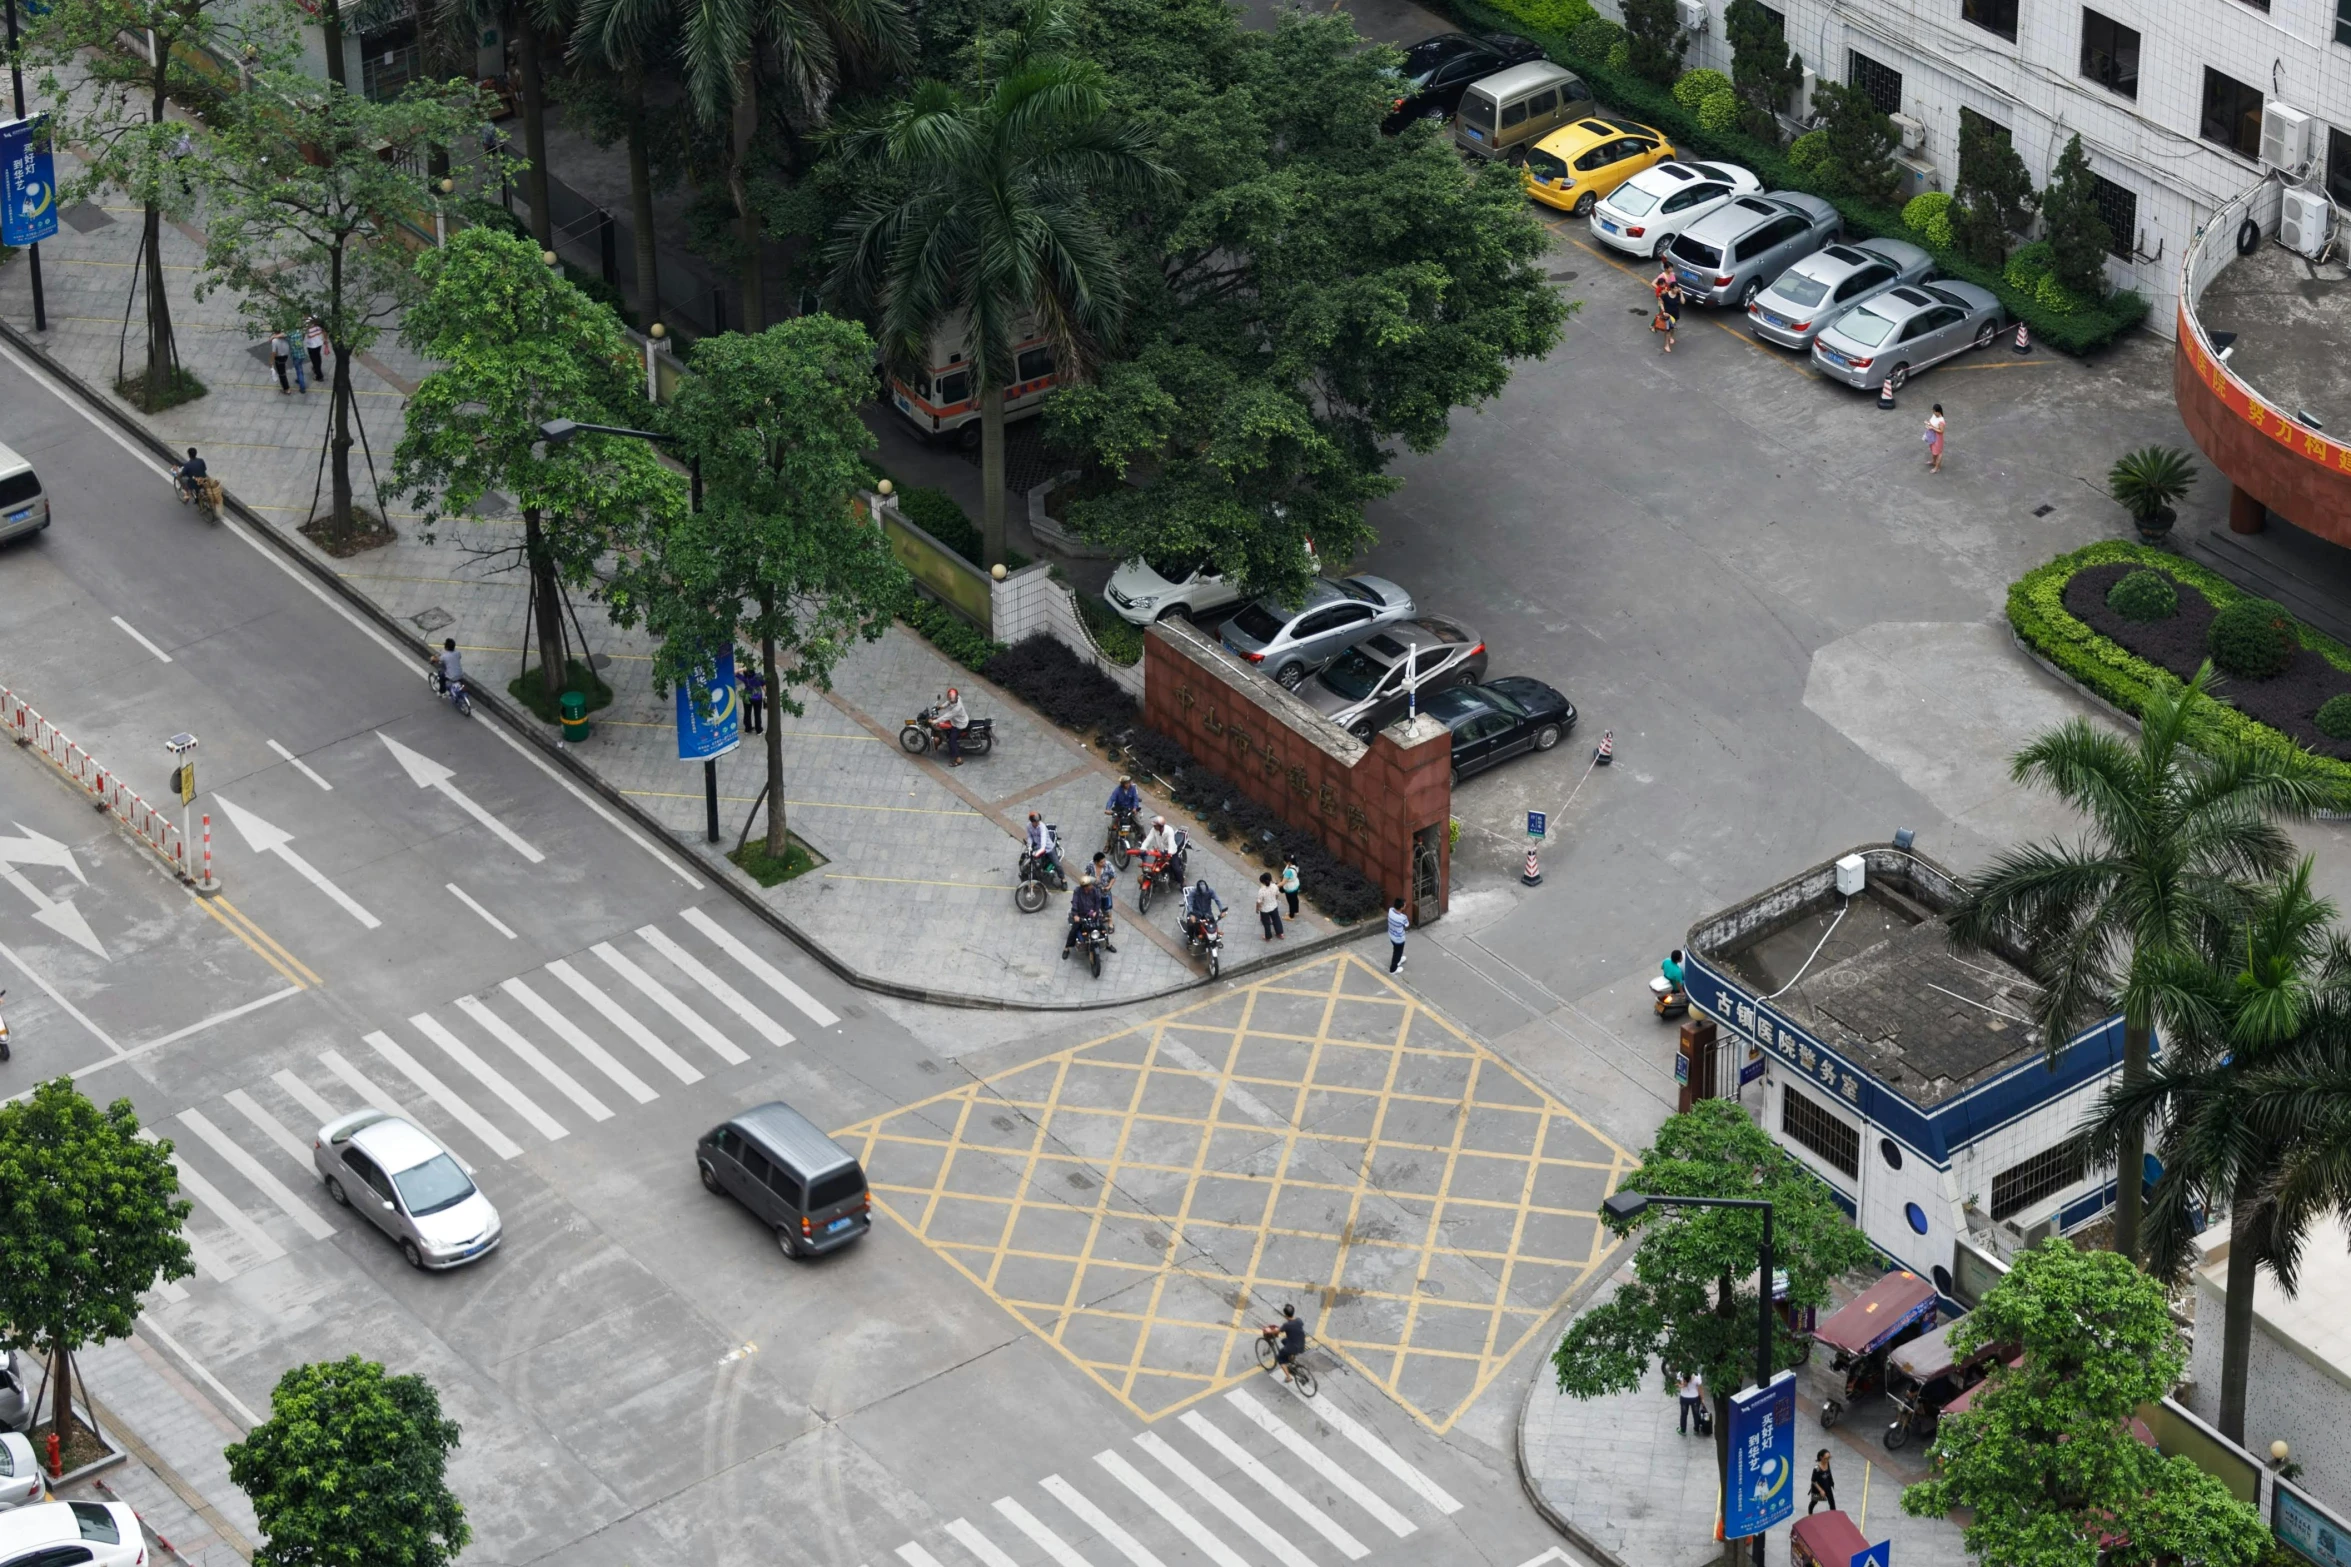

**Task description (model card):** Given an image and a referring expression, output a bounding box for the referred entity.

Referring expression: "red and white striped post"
[197,813,218,892]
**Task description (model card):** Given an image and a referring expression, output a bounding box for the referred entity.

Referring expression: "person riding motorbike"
[1064,874,1116,957]
[1024,811,1063,884]
[1139,816,1187,888]
[1105,775,1143,843]
[935,686,970,767]
[428,636,463,696]
[175,447,210,504]
[1661,948,1685,994]
[1180,878,1226,943]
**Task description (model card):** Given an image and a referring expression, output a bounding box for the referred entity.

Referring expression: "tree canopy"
[228,1356,469,1567]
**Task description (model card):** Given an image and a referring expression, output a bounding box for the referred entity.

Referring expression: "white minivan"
[0,443,49,545]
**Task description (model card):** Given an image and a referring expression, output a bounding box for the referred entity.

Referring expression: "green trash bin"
[559,690,591,743]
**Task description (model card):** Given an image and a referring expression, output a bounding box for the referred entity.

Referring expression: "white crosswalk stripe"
[1095,1451,1249,1567]
[1134,1430,1316,1567]
[1041,1475,1165,1567]
[360,1032,525,1160]
[593,941,749,1065]
[543,959,703,1083]
[1300,1392,1463,1515]
[639,925,793,1047]
[500,977,657,1103]
[453,995,614,1121]
[142,1129,286,1267]
[226,1088,321,1169]
[308,1054,480,1173]
[1222,1388,1415,1537]
[682,906,840,1026]
[270,1069,344,1128]
[408,1013,567,1141]
[175,1109,336,1241]
[993,1497,1100,1567]
[1177,1408,1367,1558]
[943,1520,1021,1567]
[893,1545,948,1567]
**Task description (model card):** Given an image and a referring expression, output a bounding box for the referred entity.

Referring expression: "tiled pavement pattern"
[838,952,1631,1432]
[0,132,1334,1008]
[71,1332,261,1567]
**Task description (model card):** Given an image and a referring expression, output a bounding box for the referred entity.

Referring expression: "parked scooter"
[1181,910,1225,979]
[1015,829,1069,913]
[901,697,995,757]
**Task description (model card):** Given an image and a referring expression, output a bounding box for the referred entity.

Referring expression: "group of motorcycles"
[1018,806,1225,979]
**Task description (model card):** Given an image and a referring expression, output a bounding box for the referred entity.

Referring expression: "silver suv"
[1220,576,1416,689]
[1665,192,1838,309]
[312,1110,502,1270]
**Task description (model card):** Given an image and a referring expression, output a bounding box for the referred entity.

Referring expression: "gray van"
[697,1101,871,1257]
[0,442,50,545]
[1455,62,1592,162]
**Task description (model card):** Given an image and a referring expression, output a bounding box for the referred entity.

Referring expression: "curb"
[0,316,1357,1012]
[1512,1238,1644,1567]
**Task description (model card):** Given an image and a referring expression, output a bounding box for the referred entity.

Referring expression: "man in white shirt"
[1678,1368,1705,1435]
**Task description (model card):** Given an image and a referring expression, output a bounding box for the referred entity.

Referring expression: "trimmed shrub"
[2318,695,2351,740]
[2004,240,2054,291]
[1672,67,1732,111]
[982,636,1139,734]
[1487,0,1595,32]
[896,486,981,564]
[1787,127,1827,170]
[2033,273,2081,314]
[1567,14,1622,58]
[1604,37,1630,70]
[1902,191,1954,251]
[2208,597,2299,680]
[2105,569,2178,623]
[1696,89,1739,134]
[900,597,1004,672]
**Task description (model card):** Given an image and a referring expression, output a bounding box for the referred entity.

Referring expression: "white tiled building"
[1601,0,2351,337]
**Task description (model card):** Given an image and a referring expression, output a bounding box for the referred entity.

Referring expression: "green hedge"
[900,595,1006,671]
[1453,0,2149,352]
[2009,542,2351,788]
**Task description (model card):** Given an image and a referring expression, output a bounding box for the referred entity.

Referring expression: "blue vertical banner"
[1725,1370,1798,1539]
[675,645,741,762]
[1,116,60,247]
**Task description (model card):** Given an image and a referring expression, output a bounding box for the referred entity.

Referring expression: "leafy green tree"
[1618,0,1688,85]
[1804,79,1900,206]
[606,318,908,859]
[1722,0,1800,142]
[0,1079,194,1441]
[195,73,488,549]
[227,1356,469,1567]
[828,0,1162,569]
[1950,111,2036,268]
[392,228,686,702]
[2040,132,2115,299]
[1552,1100,1870,1554]
[2090,859,2351,1443]
[1902,1240,2268,1567]
[1947,662,2340,1265]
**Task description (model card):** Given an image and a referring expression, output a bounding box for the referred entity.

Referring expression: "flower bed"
[2010,541,2351,782]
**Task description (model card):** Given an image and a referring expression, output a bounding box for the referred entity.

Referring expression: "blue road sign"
[1,117,60,247]
[1527,810,1547,839]
[675,645,741,762]
[1725,1370,1798,1538]
[1854,1541,1892,1567]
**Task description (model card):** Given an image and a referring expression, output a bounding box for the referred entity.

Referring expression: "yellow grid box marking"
[836,953,1629,1430]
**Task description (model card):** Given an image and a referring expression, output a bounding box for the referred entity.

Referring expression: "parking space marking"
[1548,223,1823,380]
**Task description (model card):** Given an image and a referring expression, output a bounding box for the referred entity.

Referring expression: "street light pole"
[5,0,50,332]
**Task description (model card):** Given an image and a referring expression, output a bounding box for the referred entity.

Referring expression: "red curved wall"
[2175,306,2351,541]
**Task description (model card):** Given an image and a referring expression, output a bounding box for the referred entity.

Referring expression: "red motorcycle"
[1134,833,1190,914]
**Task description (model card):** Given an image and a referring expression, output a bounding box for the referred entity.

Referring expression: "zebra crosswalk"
[872,1385,1462,1567]
[142,907,835,1297]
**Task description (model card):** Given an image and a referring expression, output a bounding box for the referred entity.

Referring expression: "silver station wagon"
[1665,192,1840,309]
[1810,281,2007,391]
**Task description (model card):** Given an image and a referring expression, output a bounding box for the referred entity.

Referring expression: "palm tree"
[824,0,1165,566]
[1946,661,2341,1265]
[2089,859,2351,1442]
[569,0,670,326]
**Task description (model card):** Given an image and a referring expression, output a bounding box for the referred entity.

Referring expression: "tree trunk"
[142,61,176,406]
[728,61,762,332]
[625,67,659,329]
[48,1343,70,1453]
[2112,1018,2149,1263]
[981,382,1007,567]
[760,615,786,858]
[327,253,353,542]
[321,0,346,89]
[511,7,553,249]
[2217,1175,2264,1444]
[524,509,565,699]
[1713,1388,1737,1567]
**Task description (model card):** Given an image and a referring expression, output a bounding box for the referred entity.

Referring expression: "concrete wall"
[990,564,1146,699]
[870,492,994,631]
[2185,1231,2351,1510]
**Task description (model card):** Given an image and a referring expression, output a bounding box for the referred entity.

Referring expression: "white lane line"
[111,614,173,663]
[225,1089,319,1171]
[944,1520,1022,1567]
[544,959,701,1083]
[1298,1393,1462,1515]
[680,906,839,1026]
[408,1013,567,1140]
[1222,1388,1415,1537]
[0,938,123,1055]
[638,925,793,1046]
[312,1054,474,1173]
[469,715,702,889]
[176,1109,335,1241]
[499,978,656,1104]
[993,1497,1100,1567]
[359,1032,523,1160]
[592,942,748,1065]
[1134,1430,1315,1567]
[453,995,611,1122]
[1094,1451,1247,1567]
[446,884,517,940]
[267,739,333,790]
[1178,1409,1367,1558]
[140,1129,286,1265]
[270,1069,341,1126]
[1041,1474,1165,1567]
[136,984,304,1052]
[893,1547,948,1567]
[136,1318,262,1429]
[0,340,176,482]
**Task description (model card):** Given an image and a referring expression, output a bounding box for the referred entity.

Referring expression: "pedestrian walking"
[1653,272,1684,354]
[269,328,295,394]
[1386,897,1408,973]
[303,316,329,384]
[1256,873,1284,940]
[1092,851,1118,908]
[1677,1368,1705,1435]
[739,659,766,734]
[1924,403,1946,472]
[1807,1450,1836,1514]
[1280,854,1301,919]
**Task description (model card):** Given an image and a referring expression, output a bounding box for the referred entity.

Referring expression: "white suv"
[0,1501,147,1567]
[0,1435,41,1511]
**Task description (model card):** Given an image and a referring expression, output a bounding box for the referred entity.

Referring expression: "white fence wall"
[990,564,1146,699]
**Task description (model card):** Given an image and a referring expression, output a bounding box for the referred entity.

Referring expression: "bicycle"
[1256,1329,1319,1398]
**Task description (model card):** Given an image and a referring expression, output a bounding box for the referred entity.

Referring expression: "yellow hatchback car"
[1522,117,1675,215]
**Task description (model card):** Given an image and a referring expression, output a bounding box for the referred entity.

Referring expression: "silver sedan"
[1810,280,2007,391]
[1746,237,1934,350]
[1220,575,1417,689]
[312,1109,502,1270]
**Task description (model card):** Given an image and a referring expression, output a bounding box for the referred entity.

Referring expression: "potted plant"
[2108,446,2198,544]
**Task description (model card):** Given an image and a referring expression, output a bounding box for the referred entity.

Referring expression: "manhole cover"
[60,203,114,233]
[411,607,454,633]
[469,491,513,518]
[2032,503,2055,517]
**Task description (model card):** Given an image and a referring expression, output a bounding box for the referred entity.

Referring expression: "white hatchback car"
[1588,160,1760,260]
[312,1110,502,1270]
[0,1500,146,1567]
[0,1434,42,1511]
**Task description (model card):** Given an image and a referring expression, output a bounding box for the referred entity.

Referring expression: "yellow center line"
[194,895,321,989]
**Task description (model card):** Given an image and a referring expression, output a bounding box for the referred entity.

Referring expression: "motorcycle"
[1105,807,1142,868]
[1651,974,1689,1020]
[1134,833,1190,915]
[901,698,994,758]
[1181,912,1225,979]
[1071,911,1113,978]
[1015,831,1068,913]
[428,666,475,718]
[177,474,222,525]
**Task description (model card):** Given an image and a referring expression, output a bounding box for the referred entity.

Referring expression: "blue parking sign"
[1527,810,1547,839]
[675,644,741,762]
[1,116,60,247]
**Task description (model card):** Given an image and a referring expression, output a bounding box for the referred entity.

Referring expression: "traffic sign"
[1526,809,1547,839]
[1855,1541,1892,1567]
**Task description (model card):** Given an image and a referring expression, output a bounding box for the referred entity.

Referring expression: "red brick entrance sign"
[1143,623,1454,921]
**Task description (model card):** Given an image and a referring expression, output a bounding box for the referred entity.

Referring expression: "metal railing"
[2,685,195,883]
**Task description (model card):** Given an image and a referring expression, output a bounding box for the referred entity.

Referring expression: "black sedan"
[1423,678,1576,784]
[1384,31,1545,133]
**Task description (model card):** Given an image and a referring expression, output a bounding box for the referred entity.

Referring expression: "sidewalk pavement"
[55,1331,259,1567]
[0,146,1356,1008]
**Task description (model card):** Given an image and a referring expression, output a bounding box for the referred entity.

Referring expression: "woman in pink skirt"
[1924,404,1946,472]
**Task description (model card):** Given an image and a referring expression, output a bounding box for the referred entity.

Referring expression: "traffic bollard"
[197,813,219,892]
[1877,375,1897,410]
[2013,321,2031,354]
[1594,729,1614,765]
[1522,845,1542,886]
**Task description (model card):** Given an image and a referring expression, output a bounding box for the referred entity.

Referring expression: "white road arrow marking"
[215,797,381,929]
[377,732,544,864]
[0,825,106,958]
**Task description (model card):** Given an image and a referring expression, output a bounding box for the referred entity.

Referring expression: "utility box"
[1835,853,1868,897]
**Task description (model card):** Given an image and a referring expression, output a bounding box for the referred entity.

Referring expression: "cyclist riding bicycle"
[1261,1303,1308,1382]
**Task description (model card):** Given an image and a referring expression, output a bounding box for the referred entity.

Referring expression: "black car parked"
[1423,678,1577,783]
[1383,31,1545,133]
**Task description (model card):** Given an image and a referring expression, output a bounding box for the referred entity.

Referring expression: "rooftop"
[2195,1211,2351,1384]
[2197,239,2351,442]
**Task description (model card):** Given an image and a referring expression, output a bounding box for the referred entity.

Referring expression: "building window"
[2338,0,2350,47]
[1991,1138,2089,1220]
[1756,2,1786,28]
[1782,1085,1860,1178]
[1848,50,1904,118]
[2080,9,2139,99]
[2330,126,2351,209]
[1962,0,2019,40]
[1958,104,2012,187]
[2202,68,2264,159]
[2233,0,2270,11]
[2091,174,2136,258]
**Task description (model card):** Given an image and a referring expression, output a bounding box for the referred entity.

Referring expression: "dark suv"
[1383,31,1544,132]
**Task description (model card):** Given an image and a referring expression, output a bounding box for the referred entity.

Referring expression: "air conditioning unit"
[2261,101,2313,171]
[1676,0,1708,31]
[2280,187,2333,258]
[1893,155,1940,203]
[2022,1218,2056,1249]
[1889,112,1927,154]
